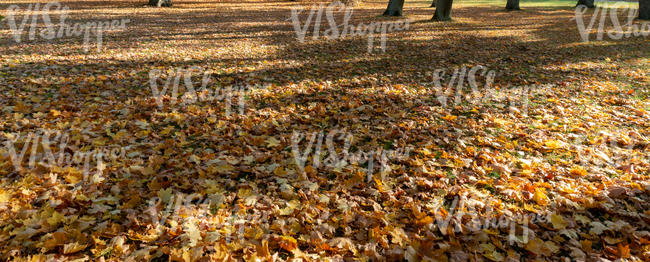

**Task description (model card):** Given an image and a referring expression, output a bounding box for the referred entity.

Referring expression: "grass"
[405,0,639,8]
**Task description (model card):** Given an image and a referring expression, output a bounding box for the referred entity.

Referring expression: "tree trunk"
[149,0,172,7]
[432,0,453,21]
[575,0,594,8]
[383,0,405,16]
[640,0,650,20]
[431,0,436,8]
[505,0,520,10]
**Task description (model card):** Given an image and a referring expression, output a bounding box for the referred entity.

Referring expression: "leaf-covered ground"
[0,0,649,261]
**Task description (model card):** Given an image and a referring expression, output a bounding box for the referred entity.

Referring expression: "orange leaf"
[276,235,297,252]
[442,115,457,122]
[618,244,631,258]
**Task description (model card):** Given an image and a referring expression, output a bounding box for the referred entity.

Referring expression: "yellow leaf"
[160,126,174,135]
[569,166,587,177]
[287,199,300,209]
[493,118,508,127]
[604,236,623,245]
[182,218,202,247]
[63,242,88,254]
[485,251,505,261]
[550,214,567,230]
[65,171,82,184]
[523,203,537,212]
[589,221,607,235]
[533,188,549,206]
[544,140,562,150]
[265,137,281,148]
[480,243,504,261]
[237,188,253,198]
[47,211,66,226]
[158,188,174,203]
[92,137,108,146]
[574,214,590,224]
[31,96,42,103]
[50,109,62,117]
[273,166,287,176]
[279,199,300,215]
[244,195,257,206]
[420,148,433,157]
[328,237,356,252]
[525,238,559,256]
[479,243,495,253]
[209,164,235,174]
[278,207,293,216]
[131,165,154,176]
[0,190,10,204]
[44,232,67,250]
[416,216,434,226]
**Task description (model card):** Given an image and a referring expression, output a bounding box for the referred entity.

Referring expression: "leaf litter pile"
[0,0,649,261]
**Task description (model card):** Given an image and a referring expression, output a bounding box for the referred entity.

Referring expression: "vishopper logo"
[146,191,218,227]
[291,129,412,182]
[149,67,263,115]
[288,1,411,53]
[422,65,553,115]
[1,129,126,183]
[4,2,130,52]
[431,195,549,245]
[567,130,648,174]
[145,191,267,245]
[573,4,650,42]
[425,65,497,107]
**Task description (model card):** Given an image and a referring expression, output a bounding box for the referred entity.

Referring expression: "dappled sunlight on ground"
[0,0,648,260]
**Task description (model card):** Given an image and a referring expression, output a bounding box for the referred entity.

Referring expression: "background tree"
[506,0,520,10]
[149,0,172,7]
[339,0,360,6]
[641,0,649,20]
[432,0,453,21]
[383,0,405,16]
[575,0,594,8]
[431,0,436,7]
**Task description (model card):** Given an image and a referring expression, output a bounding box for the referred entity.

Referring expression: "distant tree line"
[144,0,649,21]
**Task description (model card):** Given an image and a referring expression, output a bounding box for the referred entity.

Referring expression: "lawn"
[0,0,649,261]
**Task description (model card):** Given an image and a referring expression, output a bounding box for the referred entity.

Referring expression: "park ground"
[0,0,649,260]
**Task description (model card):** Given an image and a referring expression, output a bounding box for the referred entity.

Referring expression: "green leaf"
[487,171,501,179]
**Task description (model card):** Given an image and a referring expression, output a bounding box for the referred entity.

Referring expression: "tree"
[641,0,650,20]
[149,0,172,7]
[341,0,360,6]
[431,0,436,8]
[383,0,405,16]
[575,0,594,8]
[506,0,520,10]
[432,0,453,21]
